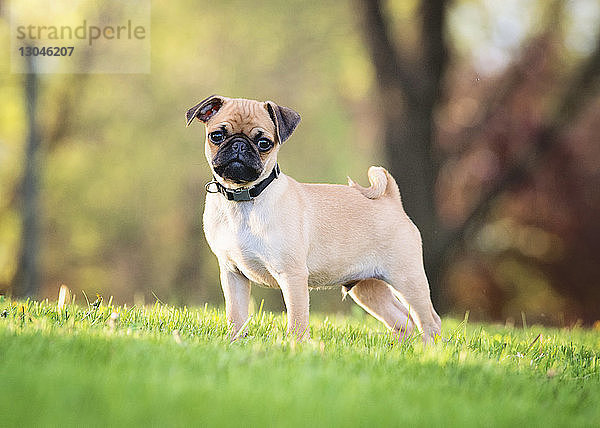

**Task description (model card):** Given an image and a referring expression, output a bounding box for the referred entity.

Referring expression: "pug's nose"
[231,139,248,153]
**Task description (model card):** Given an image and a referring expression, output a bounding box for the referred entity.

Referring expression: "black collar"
[205,164,280,202]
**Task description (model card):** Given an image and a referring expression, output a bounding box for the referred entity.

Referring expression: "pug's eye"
[257,138,273,152]
[209,131,225,144]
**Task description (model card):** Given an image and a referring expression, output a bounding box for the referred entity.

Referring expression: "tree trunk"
[356,0,449,309]
[11,53,41,298]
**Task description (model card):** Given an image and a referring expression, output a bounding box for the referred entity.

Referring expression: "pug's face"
[186,96,300,188]
[204,98,278,185]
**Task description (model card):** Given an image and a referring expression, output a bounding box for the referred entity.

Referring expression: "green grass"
[1,296,599,427]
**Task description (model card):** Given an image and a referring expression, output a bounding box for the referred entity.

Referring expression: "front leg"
[276,271,310,340]
[220,265,251,338]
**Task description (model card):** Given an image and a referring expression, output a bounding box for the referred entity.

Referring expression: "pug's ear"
[185,95,226,127]
[265,101,301,143]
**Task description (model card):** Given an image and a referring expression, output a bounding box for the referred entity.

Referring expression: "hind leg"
[386,268,441,342]
[347,279,417,335]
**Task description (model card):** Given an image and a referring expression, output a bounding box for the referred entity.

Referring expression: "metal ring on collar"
[205,180,220,193]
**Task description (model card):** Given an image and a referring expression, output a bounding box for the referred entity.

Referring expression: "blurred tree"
[441,32,600,324]
[11,53,41,297]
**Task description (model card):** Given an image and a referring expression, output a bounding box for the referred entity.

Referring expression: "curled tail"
[348,166,401,201]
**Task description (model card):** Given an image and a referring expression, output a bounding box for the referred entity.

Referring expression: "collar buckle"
[232,188,252,202]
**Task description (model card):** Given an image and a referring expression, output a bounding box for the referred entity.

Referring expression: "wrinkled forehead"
[208,99,275,136]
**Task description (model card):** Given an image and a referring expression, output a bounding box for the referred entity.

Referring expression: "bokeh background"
[1,0,599,326]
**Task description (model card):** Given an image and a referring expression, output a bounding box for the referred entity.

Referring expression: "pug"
[186,95,441,341]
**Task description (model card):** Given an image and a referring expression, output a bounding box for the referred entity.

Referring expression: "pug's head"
[186,95,300,188]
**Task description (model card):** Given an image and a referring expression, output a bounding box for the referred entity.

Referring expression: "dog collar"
[205,164,280,202]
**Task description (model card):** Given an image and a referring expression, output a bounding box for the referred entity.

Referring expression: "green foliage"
[1,297,599,426]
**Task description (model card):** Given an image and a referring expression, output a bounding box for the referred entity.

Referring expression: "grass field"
[1,295,599,427]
